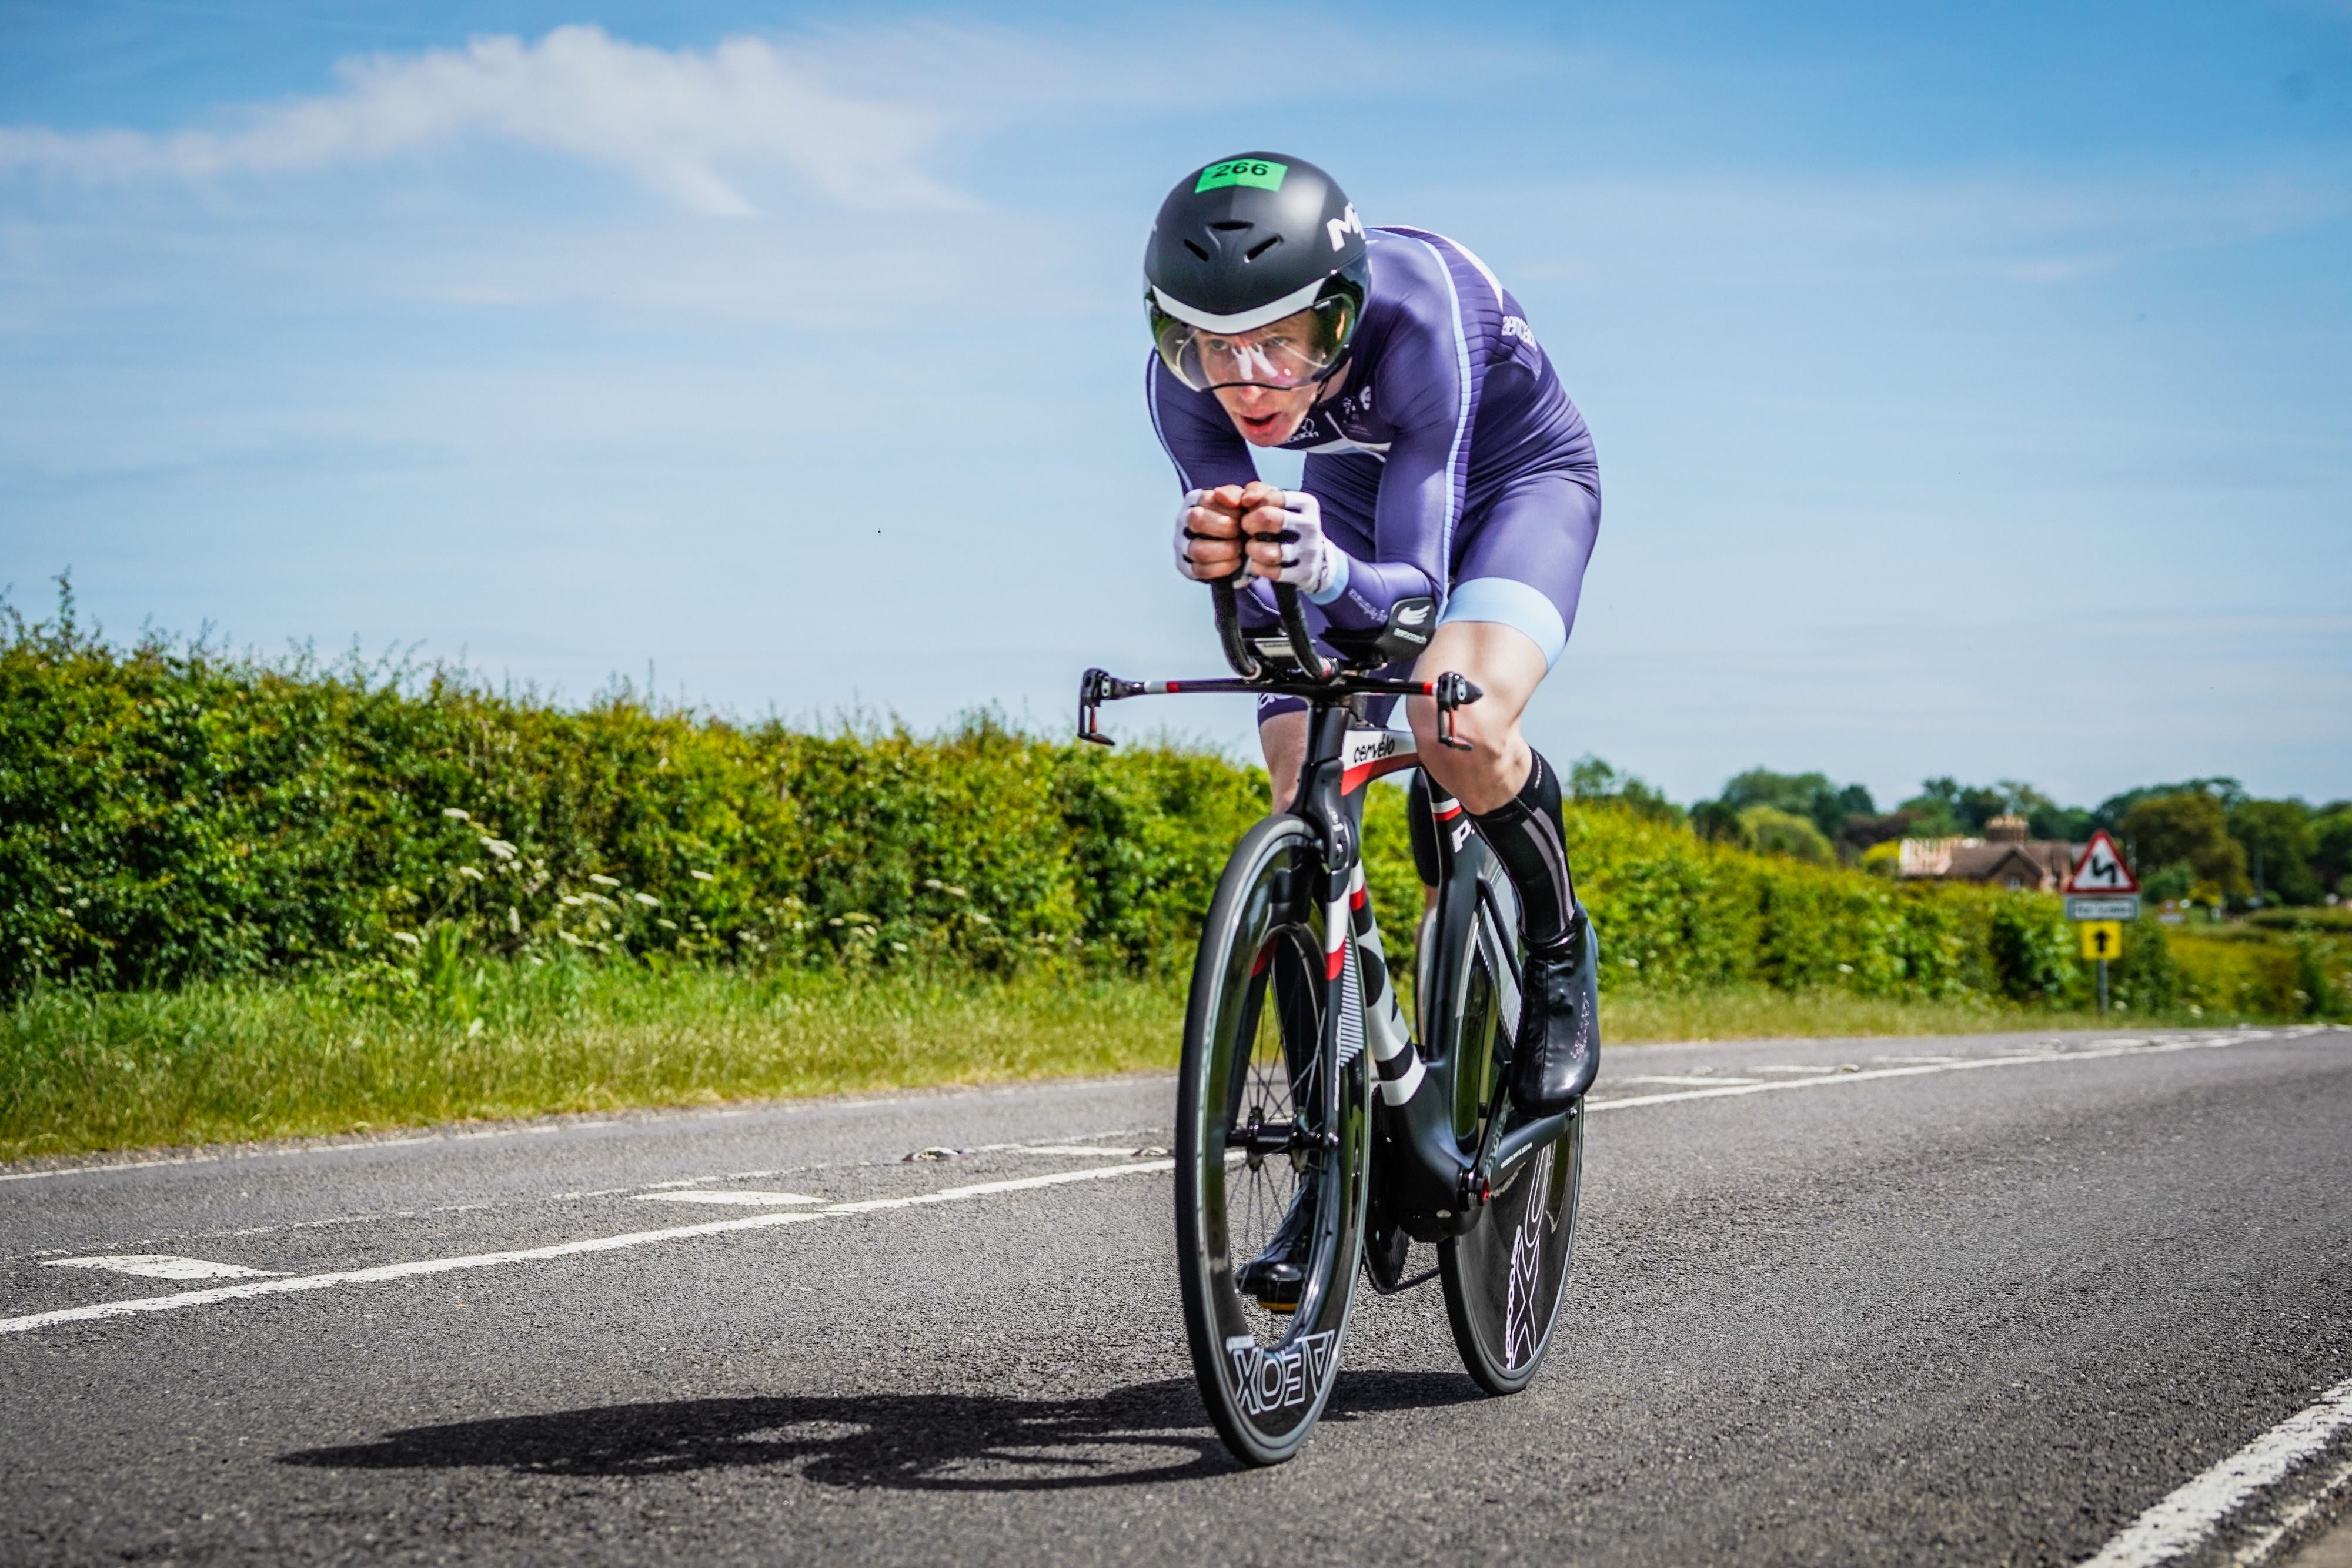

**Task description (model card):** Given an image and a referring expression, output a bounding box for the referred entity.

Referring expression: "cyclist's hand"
[1173,487,1246,581]
[1238,482,1345,600]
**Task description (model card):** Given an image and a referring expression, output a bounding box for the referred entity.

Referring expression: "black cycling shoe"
[1234,1175,1318,1313]
[1509,911,1600,1116]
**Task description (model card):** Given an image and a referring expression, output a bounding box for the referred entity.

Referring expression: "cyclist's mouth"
[1238,410,1287,439]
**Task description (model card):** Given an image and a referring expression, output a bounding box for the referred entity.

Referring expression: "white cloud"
[0,15,1555,220]
[0,25,964,217]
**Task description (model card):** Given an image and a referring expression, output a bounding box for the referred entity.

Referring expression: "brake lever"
[1434,671,1484,751]
[1077,667,1143,746]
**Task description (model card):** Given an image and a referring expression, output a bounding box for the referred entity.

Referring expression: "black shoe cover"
[1235,1176,1318,1312]
[1509,911,1599,1115]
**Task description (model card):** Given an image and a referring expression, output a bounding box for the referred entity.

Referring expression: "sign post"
[2064,831,2140,1014]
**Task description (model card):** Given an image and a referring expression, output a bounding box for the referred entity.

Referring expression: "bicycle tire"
[1432,865,1585,1395]
[1174,814,1371,1466]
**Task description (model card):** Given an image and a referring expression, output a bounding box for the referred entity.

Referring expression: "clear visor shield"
[1153,299,1354,393]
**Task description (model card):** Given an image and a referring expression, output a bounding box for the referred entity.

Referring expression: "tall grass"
[6,955,2314,1163]
[0,960,1187,1161]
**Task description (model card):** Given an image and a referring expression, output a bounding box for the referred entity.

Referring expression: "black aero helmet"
[1145,152,1368,392]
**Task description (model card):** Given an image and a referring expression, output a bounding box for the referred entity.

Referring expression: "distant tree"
[1565,755,1682,824]
[1737,805,1835,865]
[2094,777,2244,831]
[1710,767,1870,841]
[2120,791,2249,901]
[2313,807,2352,900]
[1690,798,1744,844]
[2228,798,2320,907]
[1896,781,1966,838]
[1840,811,1920,855]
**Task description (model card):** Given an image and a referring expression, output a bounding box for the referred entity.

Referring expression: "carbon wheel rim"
[1436,892,1583,1393]
[1177,823,1368,1463]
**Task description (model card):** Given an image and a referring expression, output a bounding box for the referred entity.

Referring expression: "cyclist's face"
[1197,307,1337,446]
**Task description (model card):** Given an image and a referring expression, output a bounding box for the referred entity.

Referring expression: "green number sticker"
[1195,158,1288,193]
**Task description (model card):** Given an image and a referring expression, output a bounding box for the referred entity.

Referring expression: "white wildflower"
[441,808,470,821]
[588,874,620,887]
[656,918,677,931]
[507,907,521,934]
[481,839,517,861]
[390,930,421,948]
[690,870,715,882]
[560,895,584,908]
[634,892,660,908]
[457,865,484,881]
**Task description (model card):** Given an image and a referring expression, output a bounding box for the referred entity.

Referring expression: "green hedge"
[4,594,2332,1018]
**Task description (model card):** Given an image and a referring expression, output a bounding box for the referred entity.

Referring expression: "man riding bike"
[1147,155,1602,1294]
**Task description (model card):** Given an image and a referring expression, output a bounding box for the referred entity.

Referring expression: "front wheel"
[1174,815,1371,1466]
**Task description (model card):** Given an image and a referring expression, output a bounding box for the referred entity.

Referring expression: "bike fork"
[1342,861,1425,1108]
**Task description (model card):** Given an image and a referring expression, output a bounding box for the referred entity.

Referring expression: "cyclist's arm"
[1147,355,1281,621]
[1310,268,1480,632]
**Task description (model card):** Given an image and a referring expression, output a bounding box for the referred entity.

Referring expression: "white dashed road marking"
[2076,1374,2352,1566]
[41,1255,278,1281]
[0,1161,1172,1336]
[1,1028,2336,1343]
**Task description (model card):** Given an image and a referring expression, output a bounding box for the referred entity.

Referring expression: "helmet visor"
[1151,293,1358,393]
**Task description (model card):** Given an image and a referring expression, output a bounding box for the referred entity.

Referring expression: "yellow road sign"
[2079,921,2124,961]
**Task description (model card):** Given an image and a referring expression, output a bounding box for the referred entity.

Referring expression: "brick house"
[1898,815,2080,892]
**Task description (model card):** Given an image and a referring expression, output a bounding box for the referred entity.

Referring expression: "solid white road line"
[2077,1375,2352,1567]
[41,1255,278,1281]
[1619,1074,1765,1087]
[1581,1029,2322,1115]
[631,1191,821,1208]
[0,1161,1172,1337]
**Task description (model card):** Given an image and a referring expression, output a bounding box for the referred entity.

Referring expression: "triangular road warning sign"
[2065,830,2139,895]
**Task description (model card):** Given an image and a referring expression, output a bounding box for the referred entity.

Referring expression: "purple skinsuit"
[1147,225,1602,697]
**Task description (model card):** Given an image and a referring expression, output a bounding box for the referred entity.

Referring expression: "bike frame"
[1081,580,1575,1245]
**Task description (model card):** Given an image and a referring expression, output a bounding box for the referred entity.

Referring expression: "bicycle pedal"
[1239,1260,1305,1313]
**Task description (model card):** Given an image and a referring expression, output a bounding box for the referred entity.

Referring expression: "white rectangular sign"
[2066,895,2141,922]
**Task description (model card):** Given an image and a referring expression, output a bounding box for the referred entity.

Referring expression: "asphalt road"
[3,1024,2348,1566]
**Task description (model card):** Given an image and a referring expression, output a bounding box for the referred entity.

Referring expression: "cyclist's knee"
[1259,710,1309,813]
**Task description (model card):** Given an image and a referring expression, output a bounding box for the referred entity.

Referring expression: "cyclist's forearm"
[1308,551,1438,631]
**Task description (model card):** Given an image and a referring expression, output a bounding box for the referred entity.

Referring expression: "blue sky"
[3,0,2347,810]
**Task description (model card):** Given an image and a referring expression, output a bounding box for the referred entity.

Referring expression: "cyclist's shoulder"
[1367,227,1506,306]
[1362,226,1511,356]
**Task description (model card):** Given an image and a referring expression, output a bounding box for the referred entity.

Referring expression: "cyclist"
[1148,152,1602,1136]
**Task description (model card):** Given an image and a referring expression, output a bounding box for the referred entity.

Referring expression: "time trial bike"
[1079,576,1586,1465]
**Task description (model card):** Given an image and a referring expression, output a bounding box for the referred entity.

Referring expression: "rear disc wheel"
[1433,881,1584,1394]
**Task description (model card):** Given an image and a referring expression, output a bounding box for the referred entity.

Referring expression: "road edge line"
[2076,1375,2352,1566]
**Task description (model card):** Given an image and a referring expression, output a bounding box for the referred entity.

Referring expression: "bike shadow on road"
[279,1369,1483,1492]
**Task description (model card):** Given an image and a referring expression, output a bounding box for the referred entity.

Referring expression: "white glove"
[1256,488,1349,604]
[1172,489,1241,582]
